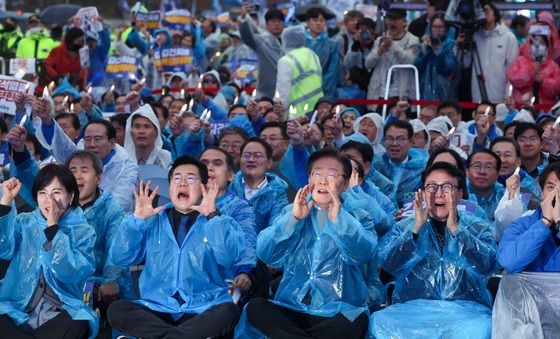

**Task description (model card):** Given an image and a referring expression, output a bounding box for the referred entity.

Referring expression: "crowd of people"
[0,0,559,338]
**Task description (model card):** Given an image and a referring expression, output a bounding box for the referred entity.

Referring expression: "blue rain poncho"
[373,148,429,206]
[278,144,310,191]
[365,168,394,199]
[0,207,98,338]
[109,204,246,314]
[344,184,393,238]
[9,149,134,300]
[306,30,340,98]
[379,211,497,308]
[361,180,397,234]
[467,180,505,222]
[258,205,375,319]
[216,193,258,276]
[229,172,289,234]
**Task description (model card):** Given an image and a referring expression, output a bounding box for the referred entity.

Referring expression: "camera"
[430,36,441,46]
[445,0,486,48]
[360,29,372,41]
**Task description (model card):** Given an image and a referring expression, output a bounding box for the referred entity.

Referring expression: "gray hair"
[65,150,104,176]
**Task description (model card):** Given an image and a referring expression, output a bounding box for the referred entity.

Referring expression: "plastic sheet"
[370,299,492,339]
[492,272,560,339]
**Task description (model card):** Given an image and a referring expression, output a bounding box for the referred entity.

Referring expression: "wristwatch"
[206,209,221,221]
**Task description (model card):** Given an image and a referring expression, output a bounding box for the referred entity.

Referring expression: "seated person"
[107,156,245,338]
[218,126,250,169]
[0,167,98,338]
[371,162,497,339]
[493,162,560,338]
[239,148,375,338]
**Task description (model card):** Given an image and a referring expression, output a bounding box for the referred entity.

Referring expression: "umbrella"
[294,5,336,22]
[39,4,82,27]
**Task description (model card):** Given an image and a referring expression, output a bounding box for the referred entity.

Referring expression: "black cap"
[4,17,17,26]
[386,8,406,20]
[28,14,41,23]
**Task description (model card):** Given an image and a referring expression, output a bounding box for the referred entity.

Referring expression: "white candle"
[447,126,455,136]
[179,103,188,116]
[553,116,560,129]
[513,167,520,176]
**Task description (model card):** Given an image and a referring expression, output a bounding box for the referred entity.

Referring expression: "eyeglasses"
[475,110,496,117]
[424,183,459,194]
[83,136,107,145]
[219,142,242,151]
[171,174,200,185]
[517,136,540,143]
[311,170,343,182]
[384,136,409,144]
[241,151,265,160]
[470,163,497,173]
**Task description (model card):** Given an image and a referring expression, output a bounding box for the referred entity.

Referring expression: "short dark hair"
[539,163,560,190]
[339,140,374,163]
[265,9,285,22]
[240,137,274,159]
[151,102,169,120]
[218,126,250,144]
[85,119,116,140]
[490,136,521,158]
[475,101,496,116]
[437,100,462,115]
[421,162,466,193]
[158,94,174,105]
[486,3,502,23]
[66,150,104,176]
[467,149,502,171]
[349,156,365,180]
[513,122,543,140]
[32,164,80,207]
[55,112,80,130]
[427,148,465,173]
[504,121,522,136]
[344,9,364,21]
[384,120,414,139]
[168,155,208,185]
[258,97,274,106]
[511,15,530,30]
[110,113,130,129]
[260,121,288,140]
[228,104,247,117]
[306,7,327,20]
[307,147,352,180]
[357,17,375,30]
[26,134,43,156]
[200,146,235,172]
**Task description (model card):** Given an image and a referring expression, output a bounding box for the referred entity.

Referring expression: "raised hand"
[553,188,560,224]
[326,185,341,222]
[0,178,21,206]
[542,126,559,156]
[45,194,68,226]
[292,184,314,220]
[540,188,555,226]
[125,91,141,111]
[232,272,252,292]
[413,189,429,234]
[33,98,52,125]
[169,115,186,137]
[349,170,360,188]
[133,180,164,220]
[430,135,450,153]
[505,172,520,200]
[286,119,304,146]
[190,179,219,216]
[187,118,202,134]
[445,190,458,236]
[7,125,28,152]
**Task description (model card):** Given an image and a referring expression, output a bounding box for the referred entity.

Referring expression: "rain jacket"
[229,172,289,234]
[379,211,497,308]
[9,149,134,300]
[366,169,394,200]
[216,193,257,276]
[45,40,85,85]
[471,24,518,103]
[360,180,397,236]
[15,29,55,59]
[0,206,98,338]
[124,105,172,169]
[32,116,138,213]
[507,21,560,106]
[306,30,340,98]
[467,180,505,222]
[373,148,429,206]
[257,205,376,320]
[414,36,458,101]
[109,204,245,315]
[352,113,386,155]
[88,28,111,86]
[497,208,560,273]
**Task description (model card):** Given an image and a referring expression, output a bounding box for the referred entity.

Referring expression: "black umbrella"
[39,4,82,27]
[294,5,336,22]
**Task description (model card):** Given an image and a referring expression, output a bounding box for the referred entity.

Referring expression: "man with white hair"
[124,104,172,169]
[276,25,324,117]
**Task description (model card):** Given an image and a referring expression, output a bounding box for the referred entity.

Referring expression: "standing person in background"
[45,27,86,86]
[305,7,340,98]
[16,15,55,59]
[510,15,531,46]
[239,4,285,99]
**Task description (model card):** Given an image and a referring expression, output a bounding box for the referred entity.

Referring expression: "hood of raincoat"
[353,112,384,146]
[51,77,82,100]
[124,104,163,165]
[203,70,222,88]
[518,20,559,62]
[426,115,454,135]
[282,25,306,51]
[410,118,431,151]
[165,71,188,87]
[227,115,255,137]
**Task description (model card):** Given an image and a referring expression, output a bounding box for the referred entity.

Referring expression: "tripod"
[453,37,489,103]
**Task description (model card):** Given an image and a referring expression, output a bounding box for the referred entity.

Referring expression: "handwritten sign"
[0,76,35,115]
[9,58,35,75]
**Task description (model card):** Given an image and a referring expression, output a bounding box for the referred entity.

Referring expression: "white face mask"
[29,27,42,34]
[531,39,548,62]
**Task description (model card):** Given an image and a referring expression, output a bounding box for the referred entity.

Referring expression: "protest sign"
[9,58,35,75]
[136,11,162,33]
[75,7,103,33]
[106,55,137,78]
[79,46,90,68]
[162,9,191,32]
[234,59,258,85]
[154,47,194,73]
[0,76,35,116]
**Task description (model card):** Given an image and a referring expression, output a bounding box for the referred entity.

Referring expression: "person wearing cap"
[305,7,340,98]
[16,15,56,59]
[239,4,285,99]
[365,8,420,111]
[45,27,86,86]
[277,25,323,117]
[0,17,23,59]
[507,21,560,107]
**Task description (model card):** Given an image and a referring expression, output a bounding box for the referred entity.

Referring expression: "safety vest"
[281,47,323,117]
[15,34,55,59]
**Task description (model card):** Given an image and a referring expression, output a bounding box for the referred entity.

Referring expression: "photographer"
[343,18,376,89]
[414,13,458,101]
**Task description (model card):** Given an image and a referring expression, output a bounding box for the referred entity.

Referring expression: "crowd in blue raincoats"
[0,1,559,338]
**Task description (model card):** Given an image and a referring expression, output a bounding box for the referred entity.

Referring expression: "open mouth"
[77,184,84,191]
[316,188,329,194]
[177,192,189,200]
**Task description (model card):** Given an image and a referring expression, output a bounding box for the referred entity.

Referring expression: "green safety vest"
[281,47,324,117]
[15,35,55,59]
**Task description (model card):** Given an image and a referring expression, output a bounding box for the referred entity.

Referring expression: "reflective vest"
[16,34,55,59]
[281,47,323,117]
